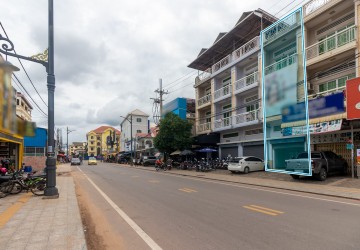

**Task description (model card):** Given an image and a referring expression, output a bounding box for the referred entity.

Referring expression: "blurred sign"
[346,77,360,120]
[346,144,353,150]
[282,92,344,123]
[283,119,342,136]
[357,149,360,164]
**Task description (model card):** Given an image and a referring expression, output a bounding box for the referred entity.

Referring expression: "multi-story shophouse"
[86,126,120,157]
[69,142,86,155]
[189,9,277,159]
[16,92,32,121]
[298,0,360,171]
[120,109,150,154]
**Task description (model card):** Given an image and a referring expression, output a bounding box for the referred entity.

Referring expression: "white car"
[228,156,264,174]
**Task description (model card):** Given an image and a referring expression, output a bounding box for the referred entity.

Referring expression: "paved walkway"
[120,164,360,200]
[0,164,86,250]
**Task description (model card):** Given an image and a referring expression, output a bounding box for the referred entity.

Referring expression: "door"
[221,146,238,159]
[243,145,264,159]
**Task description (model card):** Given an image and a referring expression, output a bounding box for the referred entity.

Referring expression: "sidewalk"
[0,164,86,250]
[123,164,360,200]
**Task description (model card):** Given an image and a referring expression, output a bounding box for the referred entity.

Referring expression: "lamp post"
[66,127,75,158]
[120,114,133,159]
[0,0,58,197]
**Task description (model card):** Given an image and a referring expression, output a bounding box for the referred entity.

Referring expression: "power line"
[0,21,48,107]
[12,74,48,117]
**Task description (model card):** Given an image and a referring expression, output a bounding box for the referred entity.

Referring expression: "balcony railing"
[235,110,259,125]
[197,122,211,133]
[195,68,212,85]
[235,72,259,92]
[304,0,334,17]
[265,54,297,75]
[197,94,211,107]
[212,55,230,73]
[263,13,300,45]
[214,84,232,101]
[306,25,356,60]
[232,36,260,60]
[214,117,232,129]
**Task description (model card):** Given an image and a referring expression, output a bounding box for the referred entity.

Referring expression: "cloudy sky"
[0,0,306,144]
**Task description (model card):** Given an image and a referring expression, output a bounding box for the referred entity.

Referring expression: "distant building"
[86,126,120,157]
[70,142,86,155]
[23,127,47,171]
[16,92,33,121]
[120,109,149,153]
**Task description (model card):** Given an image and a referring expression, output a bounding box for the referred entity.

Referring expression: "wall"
[23,156,46,172]
[24,127,47,147]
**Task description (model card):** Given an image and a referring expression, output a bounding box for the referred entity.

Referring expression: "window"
[91,136,93,139]
[222,77,231,95]
[246,157,262,162]
[223,133,238,138]
[273,125,281,132]
[222,104,232,126]
[137,118,142,122]
[205,87,211,96]
[319,74,355,93]
[137,130,142,133]
[97,136,100,140]
[205,111,211,123]
[245,95,259,112]
[245,128,263,135]
[17,99,19,105]
[90,147,94,151]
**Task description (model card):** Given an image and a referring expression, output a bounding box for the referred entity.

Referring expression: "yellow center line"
[243,206,278,216]
[0,193,32,228]
[249,205,284,214]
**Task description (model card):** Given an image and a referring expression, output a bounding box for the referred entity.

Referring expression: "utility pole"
[66,127,75,158]
[152,78,168,125]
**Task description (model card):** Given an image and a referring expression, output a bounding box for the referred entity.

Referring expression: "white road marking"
[114,165,360,207]
[77,167,162,250]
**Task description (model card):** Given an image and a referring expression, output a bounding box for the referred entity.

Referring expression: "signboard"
[282,92,344,123]
[283,119,342,136]
[346,77,360,120]
[357,149,360,165]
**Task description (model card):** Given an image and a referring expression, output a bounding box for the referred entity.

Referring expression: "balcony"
[265,54,297,76]
[197,94,212,108]
[195,68,212,86]
[214,84,232,103]
[211,36,260,74]
[306,25,356,62]
[263,14,300,45]
[214,117,232,131]
[234,72,259,95]
[234,110,260,128]
[197,122,211,134]
[304,0,335,17]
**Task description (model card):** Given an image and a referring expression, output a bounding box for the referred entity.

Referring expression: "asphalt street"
[74,162,360,250]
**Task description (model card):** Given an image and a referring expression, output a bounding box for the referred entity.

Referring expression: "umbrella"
[197,148,217,153]
[170,150,182,155]
[180,150,194,156]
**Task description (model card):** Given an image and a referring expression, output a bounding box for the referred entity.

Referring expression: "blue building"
[163,97,195,120]
[24,127,47,156]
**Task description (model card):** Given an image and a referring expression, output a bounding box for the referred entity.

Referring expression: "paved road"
[74,162,360,250]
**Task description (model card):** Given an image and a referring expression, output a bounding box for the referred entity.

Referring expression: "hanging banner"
[346,77,360,120]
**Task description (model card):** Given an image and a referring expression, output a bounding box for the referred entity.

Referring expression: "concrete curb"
[116,164,360,201]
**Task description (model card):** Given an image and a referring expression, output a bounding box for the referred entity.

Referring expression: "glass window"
[338,77,346,88]
[137,130,142,133]
[137,118,142,122]
[205,111,211,123]
[223,133,238,138]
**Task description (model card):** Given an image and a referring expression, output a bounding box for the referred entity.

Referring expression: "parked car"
[228,156,264,174]
[70,158,81,166]
[285,151,348,181]
[88,157,97,165]
[141,156,157,166]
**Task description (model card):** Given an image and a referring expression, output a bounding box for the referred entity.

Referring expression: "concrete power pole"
[152,78,168,124]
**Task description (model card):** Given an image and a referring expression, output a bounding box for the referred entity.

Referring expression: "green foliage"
[154,113,193,156]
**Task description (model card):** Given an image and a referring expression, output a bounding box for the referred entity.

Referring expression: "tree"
[154,113,193,158]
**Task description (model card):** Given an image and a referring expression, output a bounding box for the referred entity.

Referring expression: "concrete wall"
[23,156,46,172]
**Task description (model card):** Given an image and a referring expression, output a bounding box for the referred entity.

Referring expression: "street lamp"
[120,114,133,159]
[0,0,58,198]
[66,127,75,158]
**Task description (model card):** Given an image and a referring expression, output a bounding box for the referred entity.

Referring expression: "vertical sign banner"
[357,149,360,165]
[346,77,360,120]
[261,8,311,176]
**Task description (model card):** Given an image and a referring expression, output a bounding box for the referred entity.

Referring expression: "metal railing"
[214,117,232,129]
[306,25,356,60]
[304,0,334,17]
[197,122,211,133]
[265,54,297,75]
[197,94,212,107]
[235,72,259,91]
[212,55,231,73]
[263,13,300,44]
[195,68,212,84]
[214,84,232,100]
[235,110,259,125]
[233,36,260,60]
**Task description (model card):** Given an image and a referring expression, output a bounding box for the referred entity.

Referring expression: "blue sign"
[282,92,344,123]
